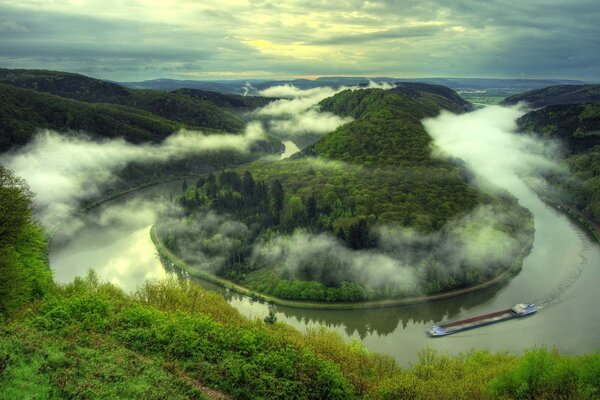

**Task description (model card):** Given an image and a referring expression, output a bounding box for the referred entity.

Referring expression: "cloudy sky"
[0,0,598,81]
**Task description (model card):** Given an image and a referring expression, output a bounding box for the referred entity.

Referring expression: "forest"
[517,101,600,223]
[0,69,274,152]
[158,87,534,303]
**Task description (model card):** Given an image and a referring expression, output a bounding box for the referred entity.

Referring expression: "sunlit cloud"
[0,0,598,80]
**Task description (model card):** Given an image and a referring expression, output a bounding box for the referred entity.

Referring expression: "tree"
[263,305,278,324]
[0,166,52,317]
[306,196,318,223]
[0,165,34,248]
[270,180,284,216]
[347,219,370,250]
[242,171,255,203]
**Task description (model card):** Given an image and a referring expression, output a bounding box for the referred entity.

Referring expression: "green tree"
[241,170,255,203]
[306,196,318,223]
[269,180,284,216]
[347,219,371,250]
[0,166,53,317]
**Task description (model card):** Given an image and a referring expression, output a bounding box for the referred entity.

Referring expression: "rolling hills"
[0,68,277,153]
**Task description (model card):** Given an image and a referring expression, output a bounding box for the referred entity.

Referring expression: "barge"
[427,303,538,337]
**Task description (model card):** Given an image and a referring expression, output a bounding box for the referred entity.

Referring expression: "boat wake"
[533,231,588,308]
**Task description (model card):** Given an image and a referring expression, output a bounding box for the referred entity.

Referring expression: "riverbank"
[150,224,533,310]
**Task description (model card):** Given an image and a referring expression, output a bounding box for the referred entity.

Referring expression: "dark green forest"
[503,84,600,108]
[0,69,274,152]
[517,102,600,223]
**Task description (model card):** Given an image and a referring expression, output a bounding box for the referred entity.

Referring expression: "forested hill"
[517,103,600,152]
[502,84,600,108]
[264,86,483,233]
[0,83,195,152]
[304,86,468,164]
[517,102,600,223]
[0,68,273,134]
[0,68,279,152]
[166,85,533,302]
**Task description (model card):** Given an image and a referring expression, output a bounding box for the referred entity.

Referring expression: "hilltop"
[502,84,600,108]
[0,68,280,153]
[0,68,274,133]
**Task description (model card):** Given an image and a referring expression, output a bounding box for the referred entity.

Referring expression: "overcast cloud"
[0,0,598,80]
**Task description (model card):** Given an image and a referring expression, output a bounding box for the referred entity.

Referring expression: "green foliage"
[1,275,354,400]
[0,166,53,318]
[489,347,600,399]
[1,272,600,399]
[0,324,206,399]
[518,103,600,224]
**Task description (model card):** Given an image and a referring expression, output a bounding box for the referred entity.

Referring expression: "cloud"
[268,109,353,136]
[423,104,565,192]
[250,201,530,295]
[1,1,598,80]
[255,81,393,138]
[0,123,266,229]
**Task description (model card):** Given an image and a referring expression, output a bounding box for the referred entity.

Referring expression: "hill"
[517,102,600,223]
[0,83,190,151]
[159,85,534,303]
[0,68,273,132]
[121,76,585,95]
[517,103,600,152]
[502,84,600,108]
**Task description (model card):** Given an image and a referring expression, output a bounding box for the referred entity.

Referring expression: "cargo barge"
[427,303,539,337]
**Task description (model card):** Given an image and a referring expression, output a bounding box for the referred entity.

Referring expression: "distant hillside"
[120,78,267,93]
[517,102,600,223]
[502,84,600,108]
[170,88,272,110]
[121,76,585,95]
[0,68,271,132]
[0,83,192,152]
[517,103,600,152]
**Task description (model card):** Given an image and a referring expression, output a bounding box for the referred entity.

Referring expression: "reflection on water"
[280,140,300,159]
[51,224,166,292]
[188,275,507,338]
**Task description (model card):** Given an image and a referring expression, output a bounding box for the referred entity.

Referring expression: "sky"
[0,0,598,81]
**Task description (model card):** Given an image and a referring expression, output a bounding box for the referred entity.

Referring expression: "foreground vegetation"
[2,274,600,400]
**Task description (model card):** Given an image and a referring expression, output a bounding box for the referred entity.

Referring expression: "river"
[49,145,600,366]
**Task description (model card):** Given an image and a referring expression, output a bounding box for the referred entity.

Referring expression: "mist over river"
[48,110,600,365]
